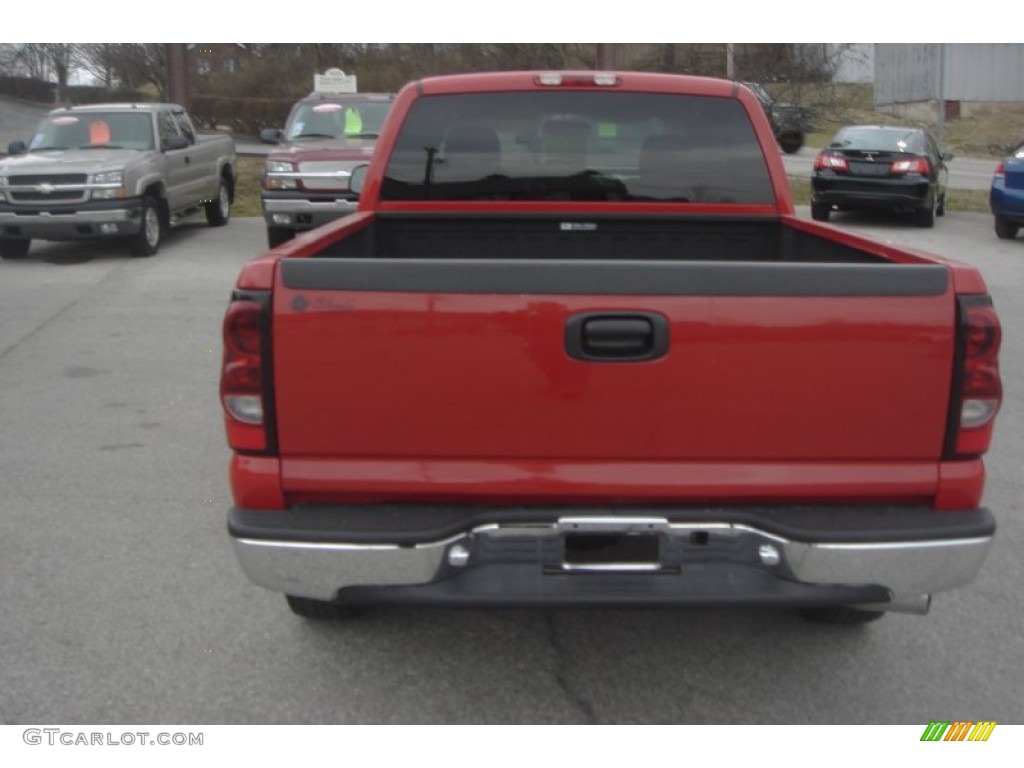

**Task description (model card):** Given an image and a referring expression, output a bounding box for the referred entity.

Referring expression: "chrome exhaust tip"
[861,594,932,615]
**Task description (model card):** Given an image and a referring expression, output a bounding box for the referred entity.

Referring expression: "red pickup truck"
[221,71,1002,624]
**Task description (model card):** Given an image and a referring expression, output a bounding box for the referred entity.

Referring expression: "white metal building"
[875,44,1024,113]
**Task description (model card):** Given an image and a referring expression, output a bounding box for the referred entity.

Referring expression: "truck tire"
[130,196,162,257]
[778,132,804,154]
[0,238,31,259]
[285,594,362,620]
[205,176,231,227]
[267,227,295,248]
[994,216,1019,240]
[799,606,885,625]
[810,202,830,222]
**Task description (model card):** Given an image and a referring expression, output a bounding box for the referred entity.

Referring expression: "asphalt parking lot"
[0,213,1021,725]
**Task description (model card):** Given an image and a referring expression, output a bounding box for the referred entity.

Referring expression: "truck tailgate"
[271,258,955,498]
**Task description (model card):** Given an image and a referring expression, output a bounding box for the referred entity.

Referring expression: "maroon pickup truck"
[259,92,394,247]
[222,72,1002,625]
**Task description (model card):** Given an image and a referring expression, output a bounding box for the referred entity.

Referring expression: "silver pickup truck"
[0,103,235,258]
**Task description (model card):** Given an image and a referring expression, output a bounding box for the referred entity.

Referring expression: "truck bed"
[316,212,887,263]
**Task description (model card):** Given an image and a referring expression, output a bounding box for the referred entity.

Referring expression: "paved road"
[0,215,1021,726]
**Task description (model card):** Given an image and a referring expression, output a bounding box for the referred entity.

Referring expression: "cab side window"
[157,111,180,148]
[173,111,196,145]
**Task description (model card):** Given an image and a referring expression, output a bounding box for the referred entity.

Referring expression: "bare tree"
[101,44,167,97]
[77,43,122,89]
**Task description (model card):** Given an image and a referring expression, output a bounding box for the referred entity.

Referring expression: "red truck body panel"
[271,289,953,457]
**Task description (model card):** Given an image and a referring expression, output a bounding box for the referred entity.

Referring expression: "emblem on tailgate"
[560,222,597,232]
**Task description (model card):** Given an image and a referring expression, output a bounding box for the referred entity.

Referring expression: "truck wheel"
[205,177,231,227]
[0,238,31,259]
[994,216,1019,240]
[285,594,362,620]
[810,202,830,222]
[130,196,162,257]
[799,606,885,625]
[267,227,294,248]
[779,132,804,154]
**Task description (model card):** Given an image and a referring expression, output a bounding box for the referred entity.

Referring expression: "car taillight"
[814,152,848,171]
[946,295,1002,459]
[221,293,273,453]
[994,161,1005,179]
[890,157,931,175]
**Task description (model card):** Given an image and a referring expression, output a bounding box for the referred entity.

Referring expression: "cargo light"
[947,295,1002,458]
[535,73,621,87]
[221,296,271,453]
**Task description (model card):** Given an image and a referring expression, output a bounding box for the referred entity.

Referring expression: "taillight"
[994,161,1005,179]
[890,157,931,175]
[221,294,272,453]
[814,152,848,171]
[946,296,1002,458]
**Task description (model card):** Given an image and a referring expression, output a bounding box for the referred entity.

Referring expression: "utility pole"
[726,43,735,80]
[166,44,189,108]
[596,44,615,70]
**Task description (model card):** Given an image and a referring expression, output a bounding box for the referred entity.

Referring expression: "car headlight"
[91,170,126,200]
[264,160,297,190]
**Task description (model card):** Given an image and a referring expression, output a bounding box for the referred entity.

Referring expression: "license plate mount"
[562,533,661,572]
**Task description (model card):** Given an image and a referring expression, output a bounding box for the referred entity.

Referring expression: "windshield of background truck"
[29,112,155,151]
[287,100,392,139]
[380,91,775,203]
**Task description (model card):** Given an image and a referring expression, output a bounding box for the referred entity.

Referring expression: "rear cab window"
[381,91,775,204]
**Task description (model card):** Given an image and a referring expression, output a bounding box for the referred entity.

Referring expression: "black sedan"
[811,125,951,228]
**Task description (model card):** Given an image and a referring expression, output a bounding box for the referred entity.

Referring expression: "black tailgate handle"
[565,312,669,362]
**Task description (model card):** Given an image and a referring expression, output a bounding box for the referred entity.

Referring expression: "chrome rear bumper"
[231,512,993,613]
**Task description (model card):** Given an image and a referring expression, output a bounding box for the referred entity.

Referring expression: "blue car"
[991,141,1024,240]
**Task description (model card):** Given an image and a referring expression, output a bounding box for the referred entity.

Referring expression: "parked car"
[259,92,394,247]
[811,125,950,228]
[742,82,813,154]
[990,140,1024,240]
